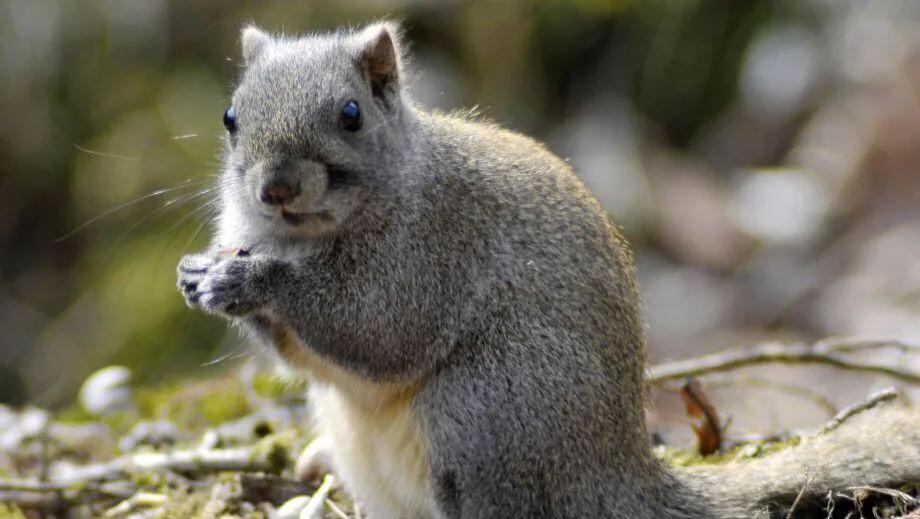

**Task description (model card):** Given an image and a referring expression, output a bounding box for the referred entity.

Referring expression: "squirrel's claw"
[178,254,215,274]
[177,254,259,317]
[177,254,214,309]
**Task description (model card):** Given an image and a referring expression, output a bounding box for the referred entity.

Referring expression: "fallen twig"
[103,491,168,517]
[302,474,336,519]
[660,374,839,416]
[816,337,920,355]
[648,338,920,384]
[0,478,134,511]
[818,388,899,435]
[325,498,351,519]
[0,479,78,493]
[47,437,287,484]
[238,472,315,504]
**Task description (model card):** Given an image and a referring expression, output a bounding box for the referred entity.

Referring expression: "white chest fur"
[310,382,436,519]
[269,324,438,518]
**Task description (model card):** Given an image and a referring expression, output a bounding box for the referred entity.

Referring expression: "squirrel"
[177,22,920,518]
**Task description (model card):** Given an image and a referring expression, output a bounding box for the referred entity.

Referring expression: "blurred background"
[1,0,919,440]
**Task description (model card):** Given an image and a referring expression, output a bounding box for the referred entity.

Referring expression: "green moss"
[55,374,250,429]
[254,433,295,474]
[0,504,27,519]
[197,385,251,425]
[131,470,170,490]
[157,487,210,518]
[55,404,94,424]
[8,372,325,518]
[59,373,300,437]
[250,373,306,400]
[654,445,739,467]
[133,376,252,428]
[746,436,801,458]
[101,410,142,437]
[656,435,804,467]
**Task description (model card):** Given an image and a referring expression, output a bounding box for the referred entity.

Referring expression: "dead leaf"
[679,377,722,455]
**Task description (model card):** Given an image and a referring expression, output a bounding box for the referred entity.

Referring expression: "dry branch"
[818,387,899,435]
[659,374,839,416]
[50,443,282,485]
[0,442,293,512]
[237,473,315,504]
[815,337,920,355]
[302,474,336,519]
[648,338,920,384]
[325,498,351,519]
[0,478,134,511]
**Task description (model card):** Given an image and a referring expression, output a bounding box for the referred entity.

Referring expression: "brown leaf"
[679,377,722,455]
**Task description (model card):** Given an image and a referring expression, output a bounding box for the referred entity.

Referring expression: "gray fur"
[177,23,920,518]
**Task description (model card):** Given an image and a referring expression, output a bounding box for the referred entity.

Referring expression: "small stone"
[0,406,49,451]
[0,404,15,429]
[79,366,134,416]
[119,421,179,452]
[103,492,168,517]
[729,168,828,245]
[734,441,766,460]
[198,429,221,450]
[48,422,113,454]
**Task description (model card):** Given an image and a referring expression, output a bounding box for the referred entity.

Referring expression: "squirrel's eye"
[340,100,361,132]
[223,106,237,134]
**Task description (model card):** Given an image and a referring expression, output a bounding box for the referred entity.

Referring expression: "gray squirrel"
[177,22,920,518]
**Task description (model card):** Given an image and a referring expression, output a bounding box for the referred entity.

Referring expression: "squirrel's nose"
[259,182,300,206]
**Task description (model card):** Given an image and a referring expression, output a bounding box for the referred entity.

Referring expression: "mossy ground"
[4,374,917,518]
[655,435,803,467]
[0,372,334,518]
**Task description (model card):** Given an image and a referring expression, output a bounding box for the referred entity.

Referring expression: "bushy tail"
[673,405,920,518]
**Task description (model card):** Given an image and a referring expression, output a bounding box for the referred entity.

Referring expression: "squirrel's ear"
[354,22,404,100]
[241,25,271,66]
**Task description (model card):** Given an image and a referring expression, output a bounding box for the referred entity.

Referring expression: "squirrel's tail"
[672,404,920,518]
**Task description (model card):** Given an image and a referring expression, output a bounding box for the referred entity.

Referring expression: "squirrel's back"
[399,109,666,517]
[410,109,642,314]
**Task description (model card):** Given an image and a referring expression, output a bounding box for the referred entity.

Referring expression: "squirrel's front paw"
[177,254,262,317]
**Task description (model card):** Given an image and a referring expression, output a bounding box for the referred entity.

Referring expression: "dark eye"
[340,100,361,132]
[223,106,237,133]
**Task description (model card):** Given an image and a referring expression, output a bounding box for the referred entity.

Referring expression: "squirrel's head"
[220,22,410,239]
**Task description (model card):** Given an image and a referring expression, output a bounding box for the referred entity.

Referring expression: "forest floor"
[1,366,919,518]
[0,370,350,518]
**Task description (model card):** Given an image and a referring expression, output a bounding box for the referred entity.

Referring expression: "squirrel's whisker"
[55,178,216,241]
[166,197,223,238]
[74,144,240,172]
[182,204,222,250]
[200,349,251,367]
[106,188,220,252]
[72,143,139,161]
